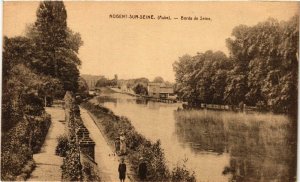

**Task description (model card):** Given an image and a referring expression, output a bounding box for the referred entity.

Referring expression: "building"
[81,74,104,90]
[147,82,174,99]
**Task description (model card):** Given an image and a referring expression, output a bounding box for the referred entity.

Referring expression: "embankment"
[81,100,196,181]
[59,91,100,181]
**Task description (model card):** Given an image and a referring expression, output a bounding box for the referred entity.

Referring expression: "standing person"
[120,132,126,155]
[138,157,147,181]
[115,137,120,154]
[118,158,126,182]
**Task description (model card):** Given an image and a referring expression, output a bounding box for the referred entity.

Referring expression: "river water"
[96,93,296,182]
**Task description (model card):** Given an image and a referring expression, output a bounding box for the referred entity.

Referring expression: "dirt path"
[28,107,65,181]
[80,107,122,182]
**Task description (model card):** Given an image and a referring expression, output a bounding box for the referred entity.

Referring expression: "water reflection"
[95,93,296,182]
[174,110,297,182]
[135,98,149,105]
[175,116,227,154]
[97,93,229,182]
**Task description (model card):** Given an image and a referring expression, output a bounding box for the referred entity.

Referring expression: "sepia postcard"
[1,1,299,182]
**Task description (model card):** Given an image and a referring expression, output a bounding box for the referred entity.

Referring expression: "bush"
[61,141,82,181]
[23,93,45,116]
[56,134,69,157]
[1,121,33,180]
[1,111,51,180]
[171,163,196,182]
[16,160,36,181]
[82,162,101,181]
[30,113,51,153]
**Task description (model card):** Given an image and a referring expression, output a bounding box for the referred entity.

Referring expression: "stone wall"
[63,91,98,181]
[64,91,96,160]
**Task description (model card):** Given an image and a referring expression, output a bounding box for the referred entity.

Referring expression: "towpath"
[80,107,121,182]
[28,107,65,181]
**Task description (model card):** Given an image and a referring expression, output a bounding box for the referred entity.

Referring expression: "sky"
[3,1,299,82]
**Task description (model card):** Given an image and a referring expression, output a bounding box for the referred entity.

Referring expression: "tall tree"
[173,51,232,106]
[29,1,82,93]
[226,16,298,114]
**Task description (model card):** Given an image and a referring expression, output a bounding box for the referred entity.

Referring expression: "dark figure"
[115,137,120,153]
[138,158,147,181]
[118,158,126,182]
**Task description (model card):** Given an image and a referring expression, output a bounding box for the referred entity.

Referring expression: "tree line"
[173,15,298,115]
[2,1,83,131]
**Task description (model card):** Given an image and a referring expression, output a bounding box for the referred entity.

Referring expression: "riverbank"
[106,87,178,104]
[80,107,121,181]
[109,87,138,97]
[81,100,196,181]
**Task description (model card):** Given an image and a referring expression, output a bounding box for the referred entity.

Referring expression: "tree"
[153,76,164,83]
[77,77,89,97]
[133,84,148,95]
[173,51,232,106]
[27,1,83,93]
[96,77,110,87]
[173,55,195,100]
[2,37,45,130]
[226,15,298,114]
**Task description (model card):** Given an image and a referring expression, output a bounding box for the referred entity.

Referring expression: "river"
[96,92,296,182]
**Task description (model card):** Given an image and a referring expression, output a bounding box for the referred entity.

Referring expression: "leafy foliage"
[82,162,101,182]
[56,134,69,157]
[30,113,52,153]
[26,1,83,93]
[61,141,83,181]
[77,77,89,98]
[96,77,118,87]
[133,83,148,95]
[171,161,196,182]
[2,2,83,180]
[173,51,232,106]
[1,113,51,180]
[173,15,298,115]
[226,16,298,114]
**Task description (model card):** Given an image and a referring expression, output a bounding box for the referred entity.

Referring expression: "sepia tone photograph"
[1,1,299,182]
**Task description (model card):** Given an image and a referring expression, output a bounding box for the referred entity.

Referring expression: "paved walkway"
[28,107,65,181]
[80,107,121,182]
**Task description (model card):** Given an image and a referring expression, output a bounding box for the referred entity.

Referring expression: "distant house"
[147,82,174,99]
[81,74,104,90]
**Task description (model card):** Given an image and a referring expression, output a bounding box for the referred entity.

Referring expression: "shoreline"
[82,107,137,181]
[81,97,196,181]
[81,100,170,181]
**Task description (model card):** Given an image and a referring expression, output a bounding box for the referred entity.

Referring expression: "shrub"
[56,134,69,157]
[1,121,33,180]
[171,165,196,182]
[1,111,51,180]
[30,113,51,153]
[61,141,82,181]
[82,162,101,182]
